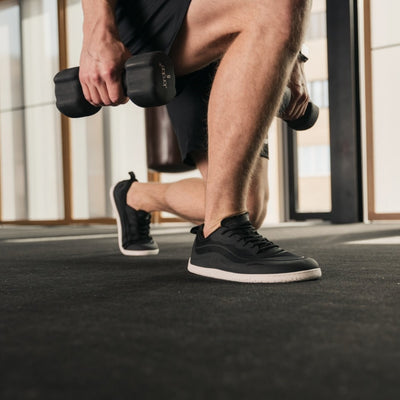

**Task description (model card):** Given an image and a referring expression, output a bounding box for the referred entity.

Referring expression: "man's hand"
[281,59,310,121]
[79,0,131,107]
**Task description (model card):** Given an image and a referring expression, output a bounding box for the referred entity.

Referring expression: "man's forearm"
[81,0,119,42]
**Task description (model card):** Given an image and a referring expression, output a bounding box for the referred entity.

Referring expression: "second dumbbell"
[54,52,176,118]
[278,87,319,131]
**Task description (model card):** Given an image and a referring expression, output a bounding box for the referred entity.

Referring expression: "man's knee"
[171,0,309,75]
[248,0,311,47]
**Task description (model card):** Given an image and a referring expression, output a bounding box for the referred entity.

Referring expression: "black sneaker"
[188,213,321,283]
[110,172,159,256]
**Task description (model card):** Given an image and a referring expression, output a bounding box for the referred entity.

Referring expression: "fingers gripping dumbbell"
[278,87,319,131]
[54,52,176,118]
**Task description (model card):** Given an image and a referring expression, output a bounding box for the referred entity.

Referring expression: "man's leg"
[127,176,205,225]
[169,0,311,236]
[127,151,269,228]
[167,0,320,282]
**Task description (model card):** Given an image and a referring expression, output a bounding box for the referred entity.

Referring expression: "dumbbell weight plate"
[54,67,101,118]
[278,87,319,131]
[287,101,319,131]
[124,52,176,108]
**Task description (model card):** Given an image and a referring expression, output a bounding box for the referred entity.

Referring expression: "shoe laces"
[137,212,152,238]
[126,208,152,241]
[222,221,279,254]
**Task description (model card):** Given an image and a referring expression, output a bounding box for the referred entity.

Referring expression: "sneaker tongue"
[221,212,250,228]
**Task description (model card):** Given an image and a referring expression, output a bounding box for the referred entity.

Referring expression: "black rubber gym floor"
[1,222,399,399]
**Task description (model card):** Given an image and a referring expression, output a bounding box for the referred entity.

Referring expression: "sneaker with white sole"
[188,213,321,283]
[110,172,159,256]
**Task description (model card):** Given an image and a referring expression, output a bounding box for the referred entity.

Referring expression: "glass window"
[0,0,64,221]
[306,11,327,41]
[298,145,331,177]
[21,0,64,220]
[0,1,27,221]
[309,79,329,109]
[291,1,332,215]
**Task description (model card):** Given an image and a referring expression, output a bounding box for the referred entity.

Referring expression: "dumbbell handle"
[278,87,319,131]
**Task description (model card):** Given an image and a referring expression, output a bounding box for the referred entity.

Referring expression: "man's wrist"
[82,0,118,34]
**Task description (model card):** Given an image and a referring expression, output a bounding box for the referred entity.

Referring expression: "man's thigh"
[169,0,296,75]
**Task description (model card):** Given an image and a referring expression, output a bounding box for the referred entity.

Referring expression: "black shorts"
[116,0,268,166]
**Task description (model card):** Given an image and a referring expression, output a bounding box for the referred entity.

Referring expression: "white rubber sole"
[188,259,321,283]
[110,184,159,256]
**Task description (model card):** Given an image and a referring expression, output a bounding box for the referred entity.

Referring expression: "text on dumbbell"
[159,63,171,89]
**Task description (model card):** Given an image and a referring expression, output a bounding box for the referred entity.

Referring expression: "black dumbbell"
[54,52,176,118]
[278,87,319,131]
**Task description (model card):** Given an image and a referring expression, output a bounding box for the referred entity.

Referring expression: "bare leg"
[170,0,310,236]
[127,178,205,225]
[127,153,269,228]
